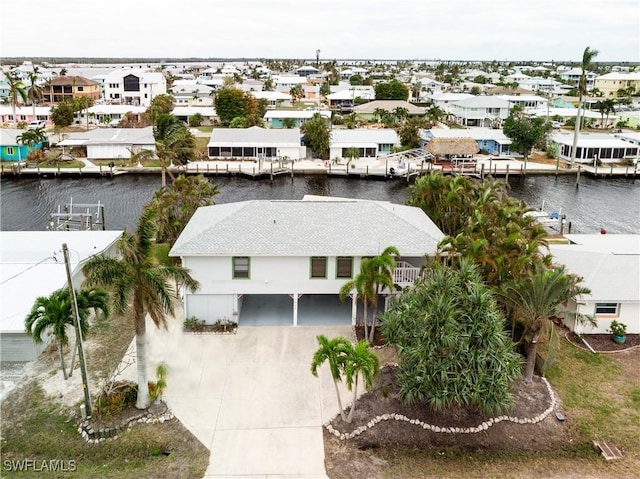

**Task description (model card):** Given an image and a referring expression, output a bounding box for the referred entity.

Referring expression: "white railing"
[394,262,421,285]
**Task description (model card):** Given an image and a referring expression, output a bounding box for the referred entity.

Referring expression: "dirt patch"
[566,332,640,353]
[327,366,571,453]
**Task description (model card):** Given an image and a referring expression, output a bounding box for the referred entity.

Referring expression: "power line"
[0,255,58,286]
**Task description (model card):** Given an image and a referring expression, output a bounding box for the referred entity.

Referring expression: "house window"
[336,257,353,278]
[595,303,619,316]
[77,86,84,92]
[310,257,327,278]
[7,147,14,155]
[233,257,250,279]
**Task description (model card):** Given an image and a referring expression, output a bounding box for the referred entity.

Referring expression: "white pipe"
[580,335,597,354]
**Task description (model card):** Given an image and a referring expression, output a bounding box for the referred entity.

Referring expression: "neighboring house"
[427,92,474,112]
[424,128,512,156]
[207,126,304,160]
[0,230,122,361]
[549,132,639,164]
[264,110,330,129]
[0,129,44,162]
[559,68,597,91]
[329,128,400,159]
[172,106,217,125]
[549,234,640,335]
[449,96,511,127]
[169,197,445,326]
[496,94,547,110]
[79,105,147,126]
[296,66,320,77]
[250,90,293,109]
[0,106,52,126]
[170,81,215,106]
[58,127,155,160]
[594,72,640,98]
[518,77,565,94]
[326,87,376,112]
[353,100,426,121]
[103,69,167,107]
[42,76,100,104]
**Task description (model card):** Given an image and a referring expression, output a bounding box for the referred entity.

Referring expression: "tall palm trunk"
[332,379,347,422]
[363,303,369,342]
[134,299,151,409]
[523,332,540,383]
[346,374,359,423]
[58,339,68,380]
[160,157,167,188]
[369,289,380,343]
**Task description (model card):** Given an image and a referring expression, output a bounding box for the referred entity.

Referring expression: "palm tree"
[393,106,409,123]
[3,71,28,127]
[569,46,599,166]
[25,288,109,379]
[343,146,360,168]
[343,340,379,423]
[497,263,592,383]
[27,67,43,121]
[82,209,199,409]
[310,334,352,422]
[339,246,399,343]
[372,108,387,124]
[153,113,196,187]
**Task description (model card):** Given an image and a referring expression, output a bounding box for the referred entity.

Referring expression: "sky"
[1,0,639,62]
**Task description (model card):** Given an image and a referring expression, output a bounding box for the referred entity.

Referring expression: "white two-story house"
[169,198,445,326]
[103,70,167,107]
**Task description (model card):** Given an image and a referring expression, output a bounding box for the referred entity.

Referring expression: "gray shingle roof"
[170,199,444,257]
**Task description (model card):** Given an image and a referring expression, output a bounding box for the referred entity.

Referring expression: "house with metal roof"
[549,234,640,335]
[549,132,639,164]
[57,126,155,160]
[329,128,400,159]
[207,126,304,160]
[169,197,445,326]
[263,109,330,129]
[353,100,426,121]
[424,128,512,156]
[0,129,46,162]
[0,231,122,361]
[449,96,511,127]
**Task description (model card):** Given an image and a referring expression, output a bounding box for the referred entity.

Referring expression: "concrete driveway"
[143,319,354,478]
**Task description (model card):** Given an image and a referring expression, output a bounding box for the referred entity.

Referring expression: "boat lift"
[47,198,106,231]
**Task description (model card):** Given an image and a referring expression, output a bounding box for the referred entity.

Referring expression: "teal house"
[0,129,42,162]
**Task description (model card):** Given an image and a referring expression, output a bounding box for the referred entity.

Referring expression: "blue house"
[0,129,43,162]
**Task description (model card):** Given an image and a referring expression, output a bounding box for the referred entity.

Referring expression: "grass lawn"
[0,265,209,478]
[329,338,640,479]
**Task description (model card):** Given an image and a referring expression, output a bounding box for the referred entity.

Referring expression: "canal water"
[1,174,639,234]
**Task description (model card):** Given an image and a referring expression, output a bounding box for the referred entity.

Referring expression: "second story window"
[233,257,250,279]
[310,257,327,278]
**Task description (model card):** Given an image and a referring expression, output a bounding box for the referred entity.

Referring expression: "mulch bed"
[329,366,571,453]
[565,332,640,352]
[354,325,387,347]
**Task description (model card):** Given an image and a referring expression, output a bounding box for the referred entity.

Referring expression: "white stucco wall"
[183,255,362,295]
[567,300,640,335]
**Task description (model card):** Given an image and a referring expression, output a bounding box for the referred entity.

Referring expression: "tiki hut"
[424,137,479,160]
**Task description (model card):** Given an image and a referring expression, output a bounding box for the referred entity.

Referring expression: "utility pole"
[62,243,92,417]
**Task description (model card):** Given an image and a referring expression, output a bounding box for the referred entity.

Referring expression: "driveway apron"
[144,319,354,478]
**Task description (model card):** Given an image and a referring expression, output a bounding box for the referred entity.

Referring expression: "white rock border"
[325,374,557,441]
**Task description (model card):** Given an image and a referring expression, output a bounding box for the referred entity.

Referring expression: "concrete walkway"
[137,319,355,478]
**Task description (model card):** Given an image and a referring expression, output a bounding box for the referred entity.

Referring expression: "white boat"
[524,201,567,232]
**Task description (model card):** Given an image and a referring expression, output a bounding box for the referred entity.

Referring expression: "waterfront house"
[264,110,330,129]
[329,128,400,159]
[549,132,639,164]
[550,234,640,335]
[207,126,304,160]
[0,129,46,162]
[423,128,512,156]
[57,126,155,160]
[0,230,122,361]
[169,197,445,326]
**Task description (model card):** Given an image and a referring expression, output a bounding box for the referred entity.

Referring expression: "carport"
[238,294,352,327]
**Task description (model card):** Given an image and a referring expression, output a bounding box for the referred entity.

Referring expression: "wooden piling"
[505,163,509,181]
[576,165,581,188]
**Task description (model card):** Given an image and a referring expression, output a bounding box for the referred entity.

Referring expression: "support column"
[351,292,358,326]
[292,293,299,326]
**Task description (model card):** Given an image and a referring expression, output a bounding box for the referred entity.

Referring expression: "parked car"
[27,120,47,130]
